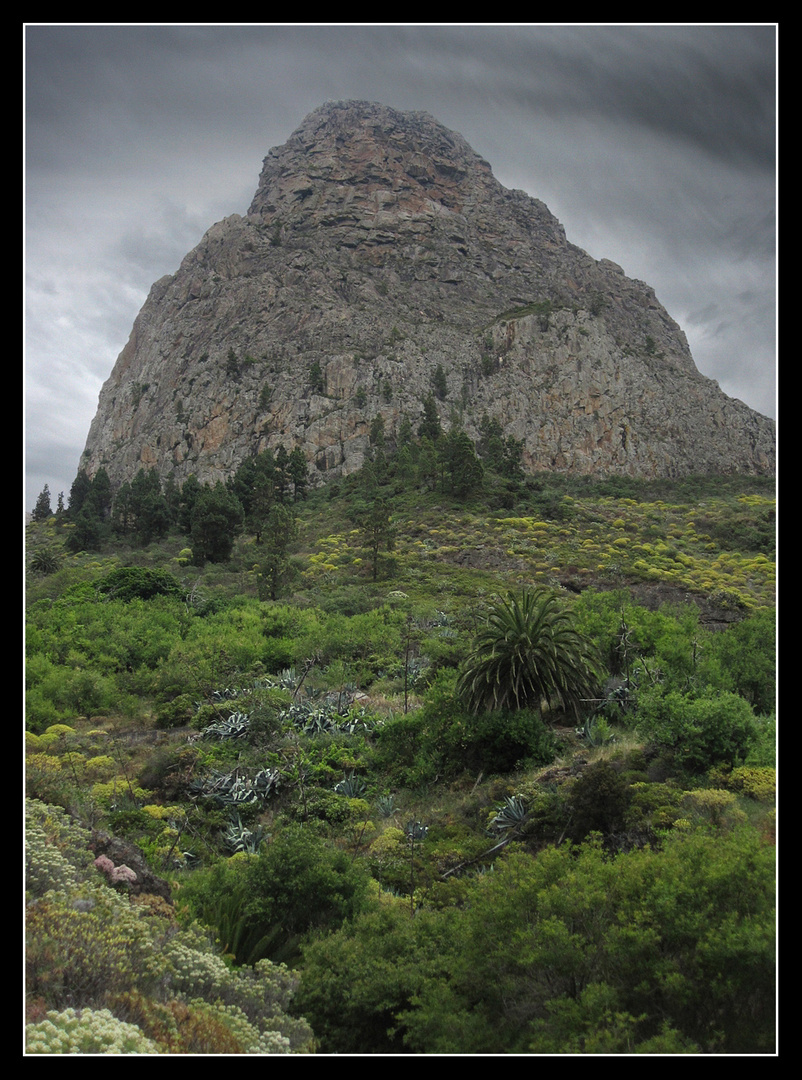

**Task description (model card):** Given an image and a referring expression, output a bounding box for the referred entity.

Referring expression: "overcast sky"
[24,23,777,510]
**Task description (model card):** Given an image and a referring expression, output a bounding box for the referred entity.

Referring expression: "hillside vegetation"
[25,464,776,1054]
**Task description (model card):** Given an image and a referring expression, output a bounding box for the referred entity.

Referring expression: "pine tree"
[31,484,52,522]
[258,504,298,600]
[357,498,394,581]
[129,469,170,545]
[432,363,448,401]
[190,482,244,565]
[288,447,309,502]
[67,469,92,519]
[417,393,442,443]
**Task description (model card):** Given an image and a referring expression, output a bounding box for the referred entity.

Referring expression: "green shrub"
[564,760,632,843]
[378,667,556,783]
[97,566,183,602]
[242,826,372,961]
[635,688,758,773]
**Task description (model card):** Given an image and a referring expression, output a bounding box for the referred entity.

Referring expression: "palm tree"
[456,588,602,718]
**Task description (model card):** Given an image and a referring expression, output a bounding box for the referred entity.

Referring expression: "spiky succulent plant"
[456,588,602,719]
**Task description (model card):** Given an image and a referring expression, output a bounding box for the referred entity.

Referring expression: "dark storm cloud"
[24,23,776,509]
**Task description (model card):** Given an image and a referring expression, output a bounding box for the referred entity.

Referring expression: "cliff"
[79,100,775,489]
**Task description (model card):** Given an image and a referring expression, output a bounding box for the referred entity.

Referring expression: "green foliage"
[65,507,106,553]
[29,545,64,576]
[417,391,442,442]
[67,468,92,519]
[190,482,244,565]
[478,415,524,479]
[287,446,309,502]
[257,504,298,600]
[243,826,371,955]
[439,427,484,496]
[124,468,172,545]
[97,566,183,602]
[294,902,433,1053]
[463,706,556,772]
[711,609,776,714]
[563,761,632,843]
[457,588,602,718]
[294,825,774,1054]
[635,687,759,773]
[376,672,555,784]
[24,467,776,1055]
[32,483,53,521]
[527,985,698,1053]
[402,828,774,1053]
[309,360,325,394]
[354,498,394,581]
[225,348,241,377]
[431,362,448,401]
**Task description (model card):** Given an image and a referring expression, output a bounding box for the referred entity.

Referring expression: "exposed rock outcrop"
[79,100,775,489]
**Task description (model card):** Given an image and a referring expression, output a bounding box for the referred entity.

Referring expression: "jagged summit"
[79,101,775,490]
[247,100,499,221]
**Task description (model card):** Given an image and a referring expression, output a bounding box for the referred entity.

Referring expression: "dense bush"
[97,566,184,602]
[26,1008,160,1054]
[243,827,372,959]
[376,678,557,785]
[563,760,632,843]
[296,826,774,1054]
[179,827,373,966]
[635,687,759,773]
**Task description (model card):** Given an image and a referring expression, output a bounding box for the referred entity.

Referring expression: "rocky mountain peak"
[79,101,775,491]
[248,100,498,224]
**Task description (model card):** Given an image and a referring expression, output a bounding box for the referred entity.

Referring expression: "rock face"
[79,100,775,490]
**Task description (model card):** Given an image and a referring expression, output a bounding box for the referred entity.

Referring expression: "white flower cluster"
[163,940,232,997]
[26,1008,159,1055]
[159,936,313,1052]
[26,799,93,862]
[25,820,77,897]
[187,999,291,1054]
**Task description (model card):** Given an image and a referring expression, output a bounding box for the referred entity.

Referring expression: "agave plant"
[202,712,251,740]
[576,714,615,747]
[190,766,278,807]
[456,588,602,719]
[223,813,267,854]
[334,771,367,798]
[405,820,428,842]
[375,794,398,818]
[489,795,528,832]
[252,767,281,799]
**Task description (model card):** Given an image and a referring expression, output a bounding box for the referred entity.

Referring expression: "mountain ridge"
[79,100,775,490]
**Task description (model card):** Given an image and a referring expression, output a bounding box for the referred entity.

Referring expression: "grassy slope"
[24,469,777,1052]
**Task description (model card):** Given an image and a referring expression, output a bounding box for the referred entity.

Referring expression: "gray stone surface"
[80,101,775,490]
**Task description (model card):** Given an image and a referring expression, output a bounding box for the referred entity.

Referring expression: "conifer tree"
[31,484,52,522]
[258,504,298,600]
[417,392,442,443]
[67,469,92,519]
[288,447,309,502]
[190,482,244,565]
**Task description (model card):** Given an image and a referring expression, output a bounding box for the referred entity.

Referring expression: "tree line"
[31,400,524,570]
